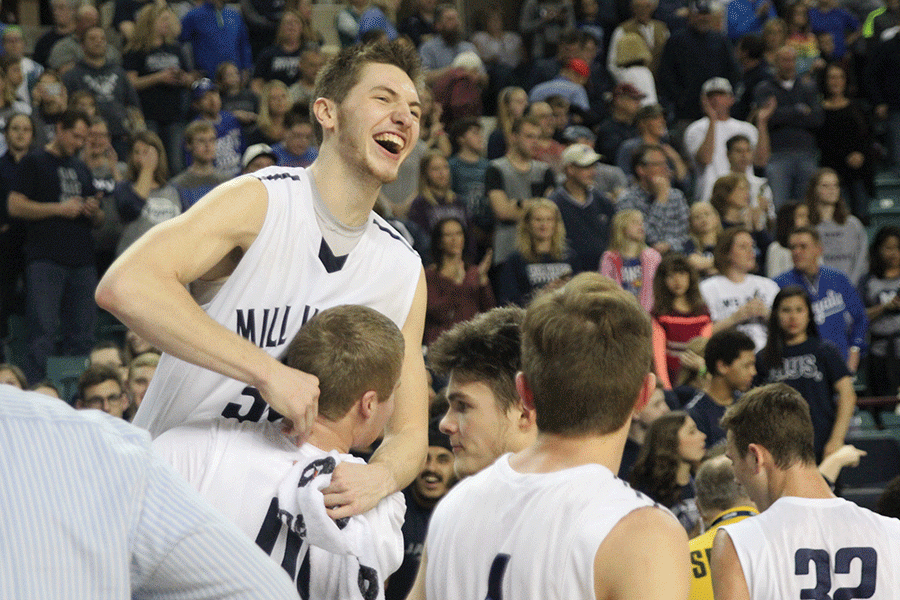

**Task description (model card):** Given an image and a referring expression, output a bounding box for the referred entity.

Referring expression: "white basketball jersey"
[722,496,900,600]
[134,166,421,437]
[153,421,405,599]
[424,454,662,600]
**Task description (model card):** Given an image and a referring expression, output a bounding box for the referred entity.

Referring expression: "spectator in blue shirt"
[180,0,253,80]
[727,0,777,41]
[774,226,868,373]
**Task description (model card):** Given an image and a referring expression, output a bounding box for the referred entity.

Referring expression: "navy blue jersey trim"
[374,220,417,255]
[318,239,349,273]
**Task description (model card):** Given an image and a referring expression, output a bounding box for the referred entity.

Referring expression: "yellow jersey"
[687,506,758,600]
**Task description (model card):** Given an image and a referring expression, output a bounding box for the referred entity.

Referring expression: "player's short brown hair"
[521,273,652,435]
[312,39,422,143]
[720,382,817,468]
[284,305,404,421]
[428,306,525,413]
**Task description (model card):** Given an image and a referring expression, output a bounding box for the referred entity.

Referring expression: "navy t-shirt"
[13,149,97,267]
[756,337,849,459]
[385,487,434,600]
[253,45,302,86]
[122,44,190,123]
[685,391,728,448]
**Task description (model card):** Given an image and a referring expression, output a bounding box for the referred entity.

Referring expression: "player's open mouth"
[374,132,404,155]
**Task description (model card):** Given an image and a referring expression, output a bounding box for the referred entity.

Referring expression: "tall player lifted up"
[96,41,429,518]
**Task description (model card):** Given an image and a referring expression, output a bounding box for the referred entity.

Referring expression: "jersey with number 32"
[722,496,900,600]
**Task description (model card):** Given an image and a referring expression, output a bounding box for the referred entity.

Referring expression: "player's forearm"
[827,378,856,451]
[8,192,62,220]
[369,421,428,495]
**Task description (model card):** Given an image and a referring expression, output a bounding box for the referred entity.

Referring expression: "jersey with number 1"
[133,166,422,437]
[424,454,662,600]
[722,496,900,600]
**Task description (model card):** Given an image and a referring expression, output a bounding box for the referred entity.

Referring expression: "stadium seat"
[839,431,900,490]
[839,486,884,512]
[869,197,900,237]
[45,355,89,405]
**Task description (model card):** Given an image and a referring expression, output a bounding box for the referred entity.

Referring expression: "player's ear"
[515,371,534,412]
[358,390,379,419]
[746,443,766,473]
[513,372,536,431]
[631,372,656,413]
[313,97,337,134]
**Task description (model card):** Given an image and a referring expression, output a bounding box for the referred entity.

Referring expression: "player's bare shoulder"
[595,505,690,600]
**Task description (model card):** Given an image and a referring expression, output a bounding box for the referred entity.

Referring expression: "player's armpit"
[710,529,751,600]
[594,506,690,600]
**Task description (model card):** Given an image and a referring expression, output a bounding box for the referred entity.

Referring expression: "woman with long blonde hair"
[247,80,290,146]
[487,86,528,159]
[496,199,575,306]
[600,209,661,312]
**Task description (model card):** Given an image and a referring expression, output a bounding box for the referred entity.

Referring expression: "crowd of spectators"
[0,0,898,441]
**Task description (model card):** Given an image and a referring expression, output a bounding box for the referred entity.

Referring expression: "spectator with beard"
[419,4,484,87]
[384,421,456,600]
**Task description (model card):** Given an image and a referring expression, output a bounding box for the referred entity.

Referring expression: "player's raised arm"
[323,268,429,516]
[96,175,320,435]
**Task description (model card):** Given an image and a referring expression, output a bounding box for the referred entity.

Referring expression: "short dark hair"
[448,116,481,154]
[312,40,422,143]
[695,455,752,514]
[788,225,821,245]
[284,305,404,421]
[522,276,652,435]
[58,108,90,131]
[428,306,525,413]
[631,143,665,176]
[284,107,312,130]
[77,364,123,403]
[737,33,765,60]
[704,328,756,377]
[725,133,751,154]
[720,382,817,468]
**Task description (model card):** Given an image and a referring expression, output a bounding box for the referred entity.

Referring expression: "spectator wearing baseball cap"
[684,76,771,201]
[241,143,277,174]
[550,143,616,273]
[528,57,592,112]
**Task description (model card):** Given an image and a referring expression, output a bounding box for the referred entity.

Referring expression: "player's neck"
[773,463,836,503]
[306,419,352,454]
[309,154,380,228]
[508,427,629,475]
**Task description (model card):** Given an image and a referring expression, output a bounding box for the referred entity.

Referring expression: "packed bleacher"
[2,0,900,587]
